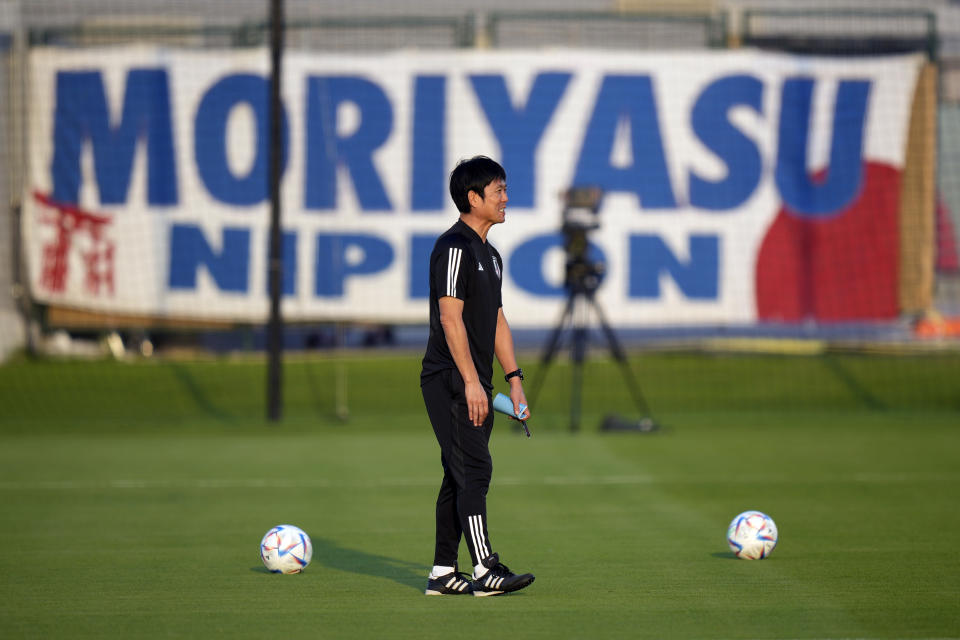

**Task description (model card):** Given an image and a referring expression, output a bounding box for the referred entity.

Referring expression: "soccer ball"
[260,524,313,574]
[726,511,778,559]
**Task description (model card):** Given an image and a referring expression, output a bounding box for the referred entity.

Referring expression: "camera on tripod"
[561,186,605,295]
[527,185,659,433]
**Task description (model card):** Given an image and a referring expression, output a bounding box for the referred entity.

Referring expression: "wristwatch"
[504,368,524,383]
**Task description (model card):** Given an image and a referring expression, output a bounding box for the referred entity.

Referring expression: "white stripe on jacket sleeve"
[446,247,462,297]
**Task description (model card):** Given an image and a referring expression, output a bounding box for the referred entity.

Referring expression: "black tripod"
[527,233,657,433]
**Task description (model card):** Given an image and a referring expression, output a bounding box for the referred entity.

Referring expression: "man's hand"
[510,385,530,421]
[465,379,489,427]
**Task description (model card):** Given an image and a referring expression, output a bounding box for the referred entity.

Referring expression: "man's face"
[472,178,508,224]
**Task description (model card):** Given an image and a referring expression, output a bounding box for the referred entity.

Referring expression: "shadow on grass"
[300,359,330,418]
[818,354,886,410]
[251,537,424,591]
[169,362,234,421]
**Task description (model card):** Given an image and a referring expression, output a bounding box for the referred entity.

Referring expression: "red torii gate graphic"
[33,191,115,296]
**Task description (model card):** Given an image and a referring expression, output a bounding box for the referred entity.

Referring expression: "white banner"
[23,47,923,326]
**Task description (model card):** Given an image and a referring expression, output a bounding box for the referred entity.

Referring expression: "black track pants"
[421,368,494,568]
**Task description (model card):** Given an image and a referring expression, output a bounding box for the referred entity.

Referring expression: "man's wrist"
[504,368,524,383]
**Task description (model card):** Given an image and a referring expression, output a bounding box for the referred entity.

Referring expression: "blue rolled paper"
[493,392,528,420]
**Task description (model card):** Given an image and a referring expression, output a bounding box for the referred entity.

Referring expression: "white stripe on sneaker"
[482,574,503,591]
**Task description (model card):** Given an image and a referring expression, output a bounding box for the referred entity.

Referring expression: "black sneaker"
[472,553,535,597]
[424,568,474,595]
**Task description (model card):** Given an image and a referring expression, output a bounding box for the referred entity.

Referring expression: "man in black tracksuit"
[420,156,535,597]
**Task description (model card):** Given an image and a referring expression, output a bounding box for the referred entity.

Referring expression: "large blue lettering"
[629,234,718,299]
[315,234,394,296]
[305,77,393,211]
[195,74,289,206]
[509,234,606,297]
[168,224,249,292]
[689,75,763,211]
[510,234,563,296]
[409,234,439,298]
[573,75,675,209]
[411,76,446,211]
[52,69,176,206]
[775,78,871,216]
[470,73,572,208]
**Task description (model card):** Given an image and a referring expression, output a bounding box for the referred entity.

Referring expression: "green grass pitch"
[0,351,958,639]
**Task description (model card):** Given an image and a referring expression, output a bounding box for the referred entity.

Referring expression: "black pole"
[266,0,284,422]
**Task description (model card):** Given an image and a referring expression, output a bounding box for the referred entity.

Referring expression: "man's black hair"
[449,156,506,214]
